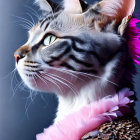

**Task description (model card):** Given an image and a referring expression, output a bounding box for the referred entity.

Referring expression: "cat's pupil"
[43,35,57,46]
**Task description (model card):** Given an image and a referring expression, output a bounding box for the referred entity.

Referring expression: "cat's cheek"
[31,76,62,93]
[17,71,37,90]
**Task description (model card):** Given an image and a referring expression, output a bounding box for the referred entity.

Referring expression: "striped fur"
[15,0,136,122]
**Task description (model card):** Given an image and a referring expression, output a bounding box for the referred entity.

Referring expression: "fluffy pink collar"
[36,88,134,140]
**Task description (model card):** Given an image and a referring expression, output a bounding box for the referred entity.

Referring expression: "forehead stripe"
[45,42,70,64]
[40,16,52,27]
[69,55,93,67]
[44,22,50,31]
[60,63,76,71]
[40,12,60,28]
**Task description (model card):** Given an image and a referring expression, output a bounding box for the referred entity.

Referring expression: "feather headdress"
[128,17,140,65]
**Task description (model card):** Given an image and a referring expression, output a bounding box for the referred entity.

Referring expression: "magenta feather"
[128,18,140,65]
[36,88,134,140]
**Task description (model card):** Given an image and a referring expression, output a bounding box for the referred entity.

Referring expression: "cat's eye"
[43,34,57,46]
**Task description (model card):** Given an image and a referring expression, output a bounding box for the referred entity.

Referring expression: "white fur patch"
[64,0,82,13]
[35,0,52,12]
[102,59,118,85]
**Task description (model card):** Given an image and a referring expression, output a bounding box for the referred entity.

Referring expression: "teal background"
[0,0,140,140]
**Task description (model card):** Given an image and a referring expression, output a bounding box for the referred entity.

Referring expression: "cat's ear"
[97,0,135,23]
[63,0,82,13]
[35,0,58,13]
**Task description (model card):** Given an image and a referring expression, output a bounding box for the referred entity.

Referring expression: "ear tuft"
[64,0,82,14]
[98,0,135,22]
[35,0,53,12]
[118,15,132,35]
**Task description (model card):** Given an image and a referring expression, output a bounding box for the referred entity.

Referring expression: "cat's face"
[14,0,135,95]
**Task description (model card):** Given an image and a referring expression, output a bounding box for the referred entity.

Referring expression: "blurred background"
[0,0,140,140]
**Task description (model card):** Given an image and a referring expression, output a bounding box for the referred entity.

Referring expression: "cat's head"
[14,0,135,95]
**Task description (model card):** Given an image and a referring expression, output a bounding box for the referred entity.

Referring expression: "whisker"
[40,72,78,95]
[13,81,24,96]
[37,73,64,95]
[71,71,119,87]
[42,65,86,83]
[43,72,79,95]
[14,21,32,30]
[11,69,19,97]
[32,75,38,89]
[25,93,37,119]
[46,72,76,87]
[49,67,86,82]
[42,65,118,87]
[14,20,33,29]
[36,74,49,88]
[26,12,36,25]
[0,68,16,80]
[24,5,40,19]
[12,15,34,28]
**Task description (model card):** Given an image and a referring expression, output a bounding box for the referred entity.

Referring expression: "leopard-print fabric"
[82,117,140,140]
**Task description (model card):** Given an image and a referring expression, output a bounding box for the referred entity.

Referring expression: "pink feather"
[128,17,140,65]
[36,88,134,140]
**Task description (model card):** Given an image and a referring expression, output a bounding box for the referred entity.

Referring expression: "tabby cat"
[14,0,136,127]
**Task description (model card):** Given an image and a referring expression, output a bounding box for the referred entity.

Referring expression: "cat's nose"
[14,53,25,63]
[14,45,30,63]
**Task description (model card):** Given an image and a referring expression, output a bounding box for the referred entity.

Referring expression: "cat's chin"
[18,73,38,90]
[19,73,87,96]
[17,65,92,95]
[18,72,68,94]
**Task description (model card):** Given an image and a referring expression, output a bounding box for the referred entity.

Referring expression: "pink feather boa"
[36,88,134,140]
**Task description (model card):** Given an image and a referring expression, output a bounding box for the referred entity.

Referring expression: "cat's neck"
[54,59,119,123]
[55,80,116,123]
